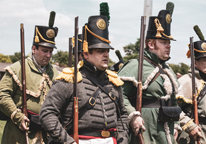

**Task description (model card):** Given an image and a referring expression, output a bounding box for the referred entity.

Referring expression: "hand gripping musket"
[73,16,79,144]
[136,16,146,144]
[190,37,201,144]
[20,23,29,144]
[69,37,73,67]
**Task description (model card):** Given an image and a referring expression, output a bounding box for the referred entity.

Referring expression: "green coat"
[118,50,180,144]
[0,56,59,144]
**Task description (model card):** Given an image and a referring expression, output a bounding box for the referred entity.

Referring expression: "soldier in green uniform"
[177,25,206,144]
[118,9,181,144]
[0,11,59,144]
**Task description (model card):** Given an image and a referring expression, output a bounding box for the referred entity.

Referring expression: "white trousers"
[79,137,114,144]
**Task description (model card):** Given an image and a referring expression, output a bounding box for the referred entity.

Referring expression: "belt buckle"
[101,130,110,138]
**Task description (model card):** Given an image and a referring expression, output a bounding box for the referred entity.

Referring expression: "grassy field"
[0,121,6,142]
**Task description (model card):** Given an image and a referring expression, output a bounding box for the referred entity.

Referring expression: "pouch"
[158,106,182,122]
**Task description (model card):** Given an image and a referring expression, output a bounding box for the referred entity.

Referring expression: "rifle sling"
[85,72,126,131]
[63,71,126,131]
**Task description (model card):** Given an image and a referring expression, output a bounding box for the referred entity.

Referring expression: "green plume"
[166,2,174,17]
[115,50,123,60]
[49,11,56,27]
[193,25,205,41]
[100,2,110,22]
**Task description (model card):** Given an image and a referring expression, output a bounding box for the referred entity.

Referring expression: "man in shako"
[72,34,83,62]
[177,25,206,144]
[39,15,129,144]
[118,9,181,144]
[0,11,59,144]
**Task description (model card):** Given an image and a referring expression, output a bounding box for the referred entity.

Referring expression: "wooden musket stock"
[136,16,145,144]
[20,23,29,144]
[190,37,200,144]
[73,16,79,144]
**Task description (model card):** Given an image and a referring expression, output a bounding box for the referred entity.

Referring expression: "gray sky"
[0,0,206,65]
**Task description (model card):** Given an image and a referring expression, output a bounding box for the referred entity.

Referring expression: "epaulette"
[56,61,83,83]
[106,69,124,86]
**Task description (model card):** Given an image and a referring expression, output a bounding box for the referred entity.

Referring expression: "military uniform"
[177,70,206,144]
[40,60,129,144]
[118,50,180,144]
[0,11,59,144]
[0,55,59,143]
[40,15,129,144]
[177,37,206,143]
[118,9,181,144]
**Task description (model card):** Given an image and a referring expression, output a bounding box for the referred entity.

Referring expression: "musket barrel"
[190,37,200,144]
[136,16,146,144]
[73,16,79,144]
[20,23,29,144]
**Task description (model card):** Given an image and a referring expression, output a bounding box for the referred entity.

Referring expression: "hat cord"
[154,18,173,39]
[35,27,55,44]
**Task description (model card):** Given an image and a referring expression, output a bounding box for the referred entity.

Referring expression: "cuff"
[182,119,197,133]
[128,111,141,123]
[174,123,182,133]
[11,109,25,129]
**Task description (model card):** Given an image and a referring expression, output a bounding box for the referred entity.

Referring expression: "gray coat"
[40,61,129,144]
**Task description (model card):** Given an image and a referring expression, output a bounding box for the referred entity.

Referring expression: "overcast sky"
[0,0,206,65]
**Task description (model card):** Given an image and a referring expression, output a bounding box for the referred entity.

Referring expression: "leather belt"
[142,98,160,108]
[69,130,116,138]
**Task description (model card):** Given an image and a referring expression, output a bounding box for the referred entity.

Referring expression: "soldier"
[118,9,181,144]
[72,34,83,62]
[0,11,59,143]
[177,25,206,144]
[39,15,129,144]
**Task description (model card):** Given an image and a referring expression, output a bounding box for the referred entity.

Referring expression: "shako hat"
[146,10,175,41]
[33,11,58,49]
[187,25,206,60]
[72,34,83,55]
[82,15,114,52]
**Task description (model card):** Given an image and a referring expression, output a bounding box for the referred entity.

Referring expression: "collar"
[82,58,106,78]
[144,50,170,67]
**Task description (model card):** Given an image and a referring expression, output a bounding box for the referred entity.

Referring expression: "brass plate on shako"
[46,29,55,39]
[101,130,110,137]
[166,14,171,24]
[96,19,106,30]
[201,42,206,51]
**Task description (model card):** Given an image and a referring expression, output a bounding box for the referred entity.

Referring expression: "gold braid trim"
[72,37,82,48]
[176,95,193,104]
[36,27,55,44]
[106,70,124,86]
[56,61,83,83]
[85,25,111,44]
[182,119,194,131]
[154,18,174,39]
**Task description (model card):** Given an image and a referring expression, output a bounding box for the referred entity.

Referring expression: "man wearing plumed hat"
[118,3,182,144]
[0,11,59,143]
[39,10,129,144]
[177,25,206,144]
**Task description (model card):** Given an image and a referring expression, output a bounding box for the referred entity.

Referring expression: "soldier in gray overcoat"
[39,15,129,144]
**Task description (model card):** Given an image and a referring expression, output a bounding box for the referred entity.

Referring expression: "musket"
[68,38,73,67]
[136,16,145,144]
[73,16,79,144]
[20,23,29,144]
[190,37,201,144]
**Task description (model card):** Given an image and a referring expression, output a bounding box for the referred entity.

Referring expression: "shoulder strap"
[85,72,126,131]
[144,57,175,106]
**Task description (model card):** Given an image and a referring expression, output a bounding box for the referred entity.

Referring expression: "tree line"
[0,39,189,75]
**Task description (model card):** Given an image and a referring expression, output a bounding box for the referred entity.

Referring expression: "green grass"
[0,120,6,142]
